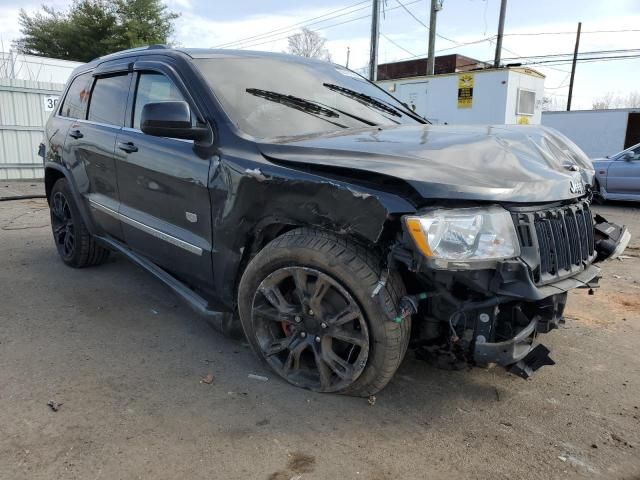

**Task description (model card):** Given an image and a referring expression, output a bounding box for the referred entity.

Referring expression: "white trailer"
[542,109,640,158]
[376,67,545,126]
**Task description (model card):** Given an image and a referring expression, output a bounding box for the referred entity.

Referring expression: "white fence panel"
[0,78,65,180]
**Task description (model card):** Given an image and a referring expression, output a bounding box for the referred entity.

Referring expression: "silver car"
[592,142,640,202]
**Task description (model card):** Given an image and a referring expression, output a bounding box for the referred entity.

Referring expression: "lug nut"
[321,322,328,329]
[308,309,314,316]
[315,336,321,343]
[295,315,302,323]
[300,332,307,338]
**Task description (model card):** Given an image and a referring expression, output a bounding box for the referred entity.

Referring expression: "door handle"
[69,129,83,139]
[117,141,138,153]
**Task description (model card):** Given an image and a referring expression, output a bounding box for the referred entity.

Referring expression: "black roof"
[78,45,327,72]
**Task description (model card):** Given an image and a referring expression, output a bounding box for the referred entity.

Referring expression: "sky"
[1,0,639,109]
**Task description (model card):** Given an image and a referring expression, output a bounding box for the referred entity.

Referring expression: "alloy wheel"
[51,192,75,258]
[251,266,370,392]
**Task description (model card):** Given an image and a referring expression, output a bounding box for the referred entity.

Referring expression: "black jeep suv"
[42,46,630,396]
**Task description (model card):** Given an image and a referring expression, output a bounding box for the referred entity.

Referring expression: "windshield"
[194,55,424,140]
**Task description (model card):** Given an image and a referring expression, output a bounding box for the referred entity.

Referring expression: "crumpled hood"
[258,124,595,203]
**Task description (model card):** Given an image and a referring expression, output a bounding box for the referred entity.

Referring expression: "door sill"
[96,235,239,336]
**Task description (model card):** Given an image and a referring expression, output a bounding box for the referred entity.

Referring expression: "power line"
[500,48,640,60]
[524,54,640,67]
[213,0,372,49]
[233,0,423,51]
[503,29,640,37]
[381,33,419,57]
[435,36,496,54]
[373,49,640,73]
[496,41,570,74]
[394,0,469,46]
[394,0,428,29]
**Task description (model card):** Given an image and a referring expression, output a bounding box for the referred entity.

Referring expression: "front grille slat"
[527,201,596,282]
[584,205,595,253]
[577,209,589,260]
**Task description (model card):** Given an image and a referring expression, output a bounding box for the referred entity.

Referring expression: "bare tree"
[624,91,640,108]
[592,92,615,110]
[593,91,640,110]
[541,95,565,111]
[287,27,332,61]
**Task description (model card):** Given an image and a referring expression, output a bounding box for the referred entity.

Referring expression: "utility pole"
[426,0,439,75]
[566,22,582,111]
[346,46,351,69]
[493,0,507,68]
[368,0,380,81]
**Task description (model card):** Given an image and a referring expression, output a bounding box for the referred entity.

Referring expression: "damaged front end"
[391,199,631,379]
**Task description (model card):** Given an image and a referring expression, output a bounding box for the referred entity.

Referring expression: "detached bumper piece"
[474,316,556,379]
[594,214,631,261]
[474,316,538,367]
[509,344,555,379]
[468,295,566,379]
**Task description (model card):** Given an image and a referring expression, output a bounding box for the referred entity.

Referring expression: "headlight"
[404,206,520,268]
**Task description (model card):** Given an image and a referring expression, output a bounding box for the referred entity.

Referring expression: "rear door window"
[87,74,131,127]
[132,72,187,130]
[59,72,93,119]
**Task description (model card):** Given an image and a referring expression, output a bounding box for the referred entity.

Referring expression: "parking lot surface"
[1,184,639,480]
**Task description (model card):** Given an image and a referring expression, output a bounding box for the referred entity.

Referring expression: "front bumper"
[399,210,630,378]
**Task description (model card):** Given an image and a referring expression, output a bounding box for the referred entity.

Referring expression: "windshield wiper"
[245,88,378,128]
[247,88,339,118]
[323,83,429,124]
[323,83,402,118]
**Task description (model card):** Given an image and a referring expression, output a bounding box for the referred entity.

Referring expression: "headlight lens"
[404,206,520,266]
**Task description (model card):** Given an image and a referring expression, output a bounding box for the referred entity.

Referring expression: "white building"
[376,67,546,126]
[0,51,82,84]
[542,109,640,158]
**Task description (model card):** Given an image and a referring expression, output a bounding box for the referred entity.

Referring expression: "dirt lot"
[1,183,639,480]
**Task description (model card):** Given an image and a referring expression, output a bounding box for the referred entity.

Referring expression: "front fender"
[208,158,417,308]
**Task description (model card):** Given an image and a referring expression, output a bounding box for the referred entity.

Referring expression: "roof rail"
[91,44,170,62]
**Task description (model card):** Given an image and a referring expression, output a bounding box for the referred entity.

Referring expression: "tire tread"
[238,227,410,397]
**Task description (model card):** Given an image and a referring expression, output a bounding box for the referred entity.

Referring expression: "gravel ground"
[1,183,639,480]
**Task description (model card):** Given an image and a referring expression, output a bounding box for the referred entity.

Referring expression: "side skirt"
[96,235,239,337]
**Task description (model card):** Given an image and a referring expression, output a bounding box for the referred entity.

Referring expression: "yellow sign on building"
[457,73,474,109]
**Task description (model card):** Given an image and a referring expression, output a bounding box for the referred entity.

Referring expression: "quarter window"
[87,74,130,126]
[59,72,93,119]
[133,72,186,130]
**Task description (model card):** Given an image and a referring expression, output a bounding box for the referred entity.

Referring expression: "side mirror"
[141,101,208,141]
[623,151,634,161]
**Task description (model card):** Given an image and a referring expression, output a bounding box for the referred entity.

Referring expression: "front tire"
[49,178,110,268]
[592,179,605,204]
[238,228,410,396]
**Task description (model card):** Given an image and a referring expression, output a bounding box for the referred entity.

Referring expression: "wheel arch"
[44,162,97,234]
[45,165,65,203]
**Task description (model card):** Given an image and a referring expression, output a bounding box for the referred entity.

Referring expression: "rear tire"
[237,228,410,396]
[49,178,110,268]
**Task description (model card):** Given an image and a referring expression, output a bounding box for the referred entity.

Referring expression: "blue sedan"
[592,142,640,202]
